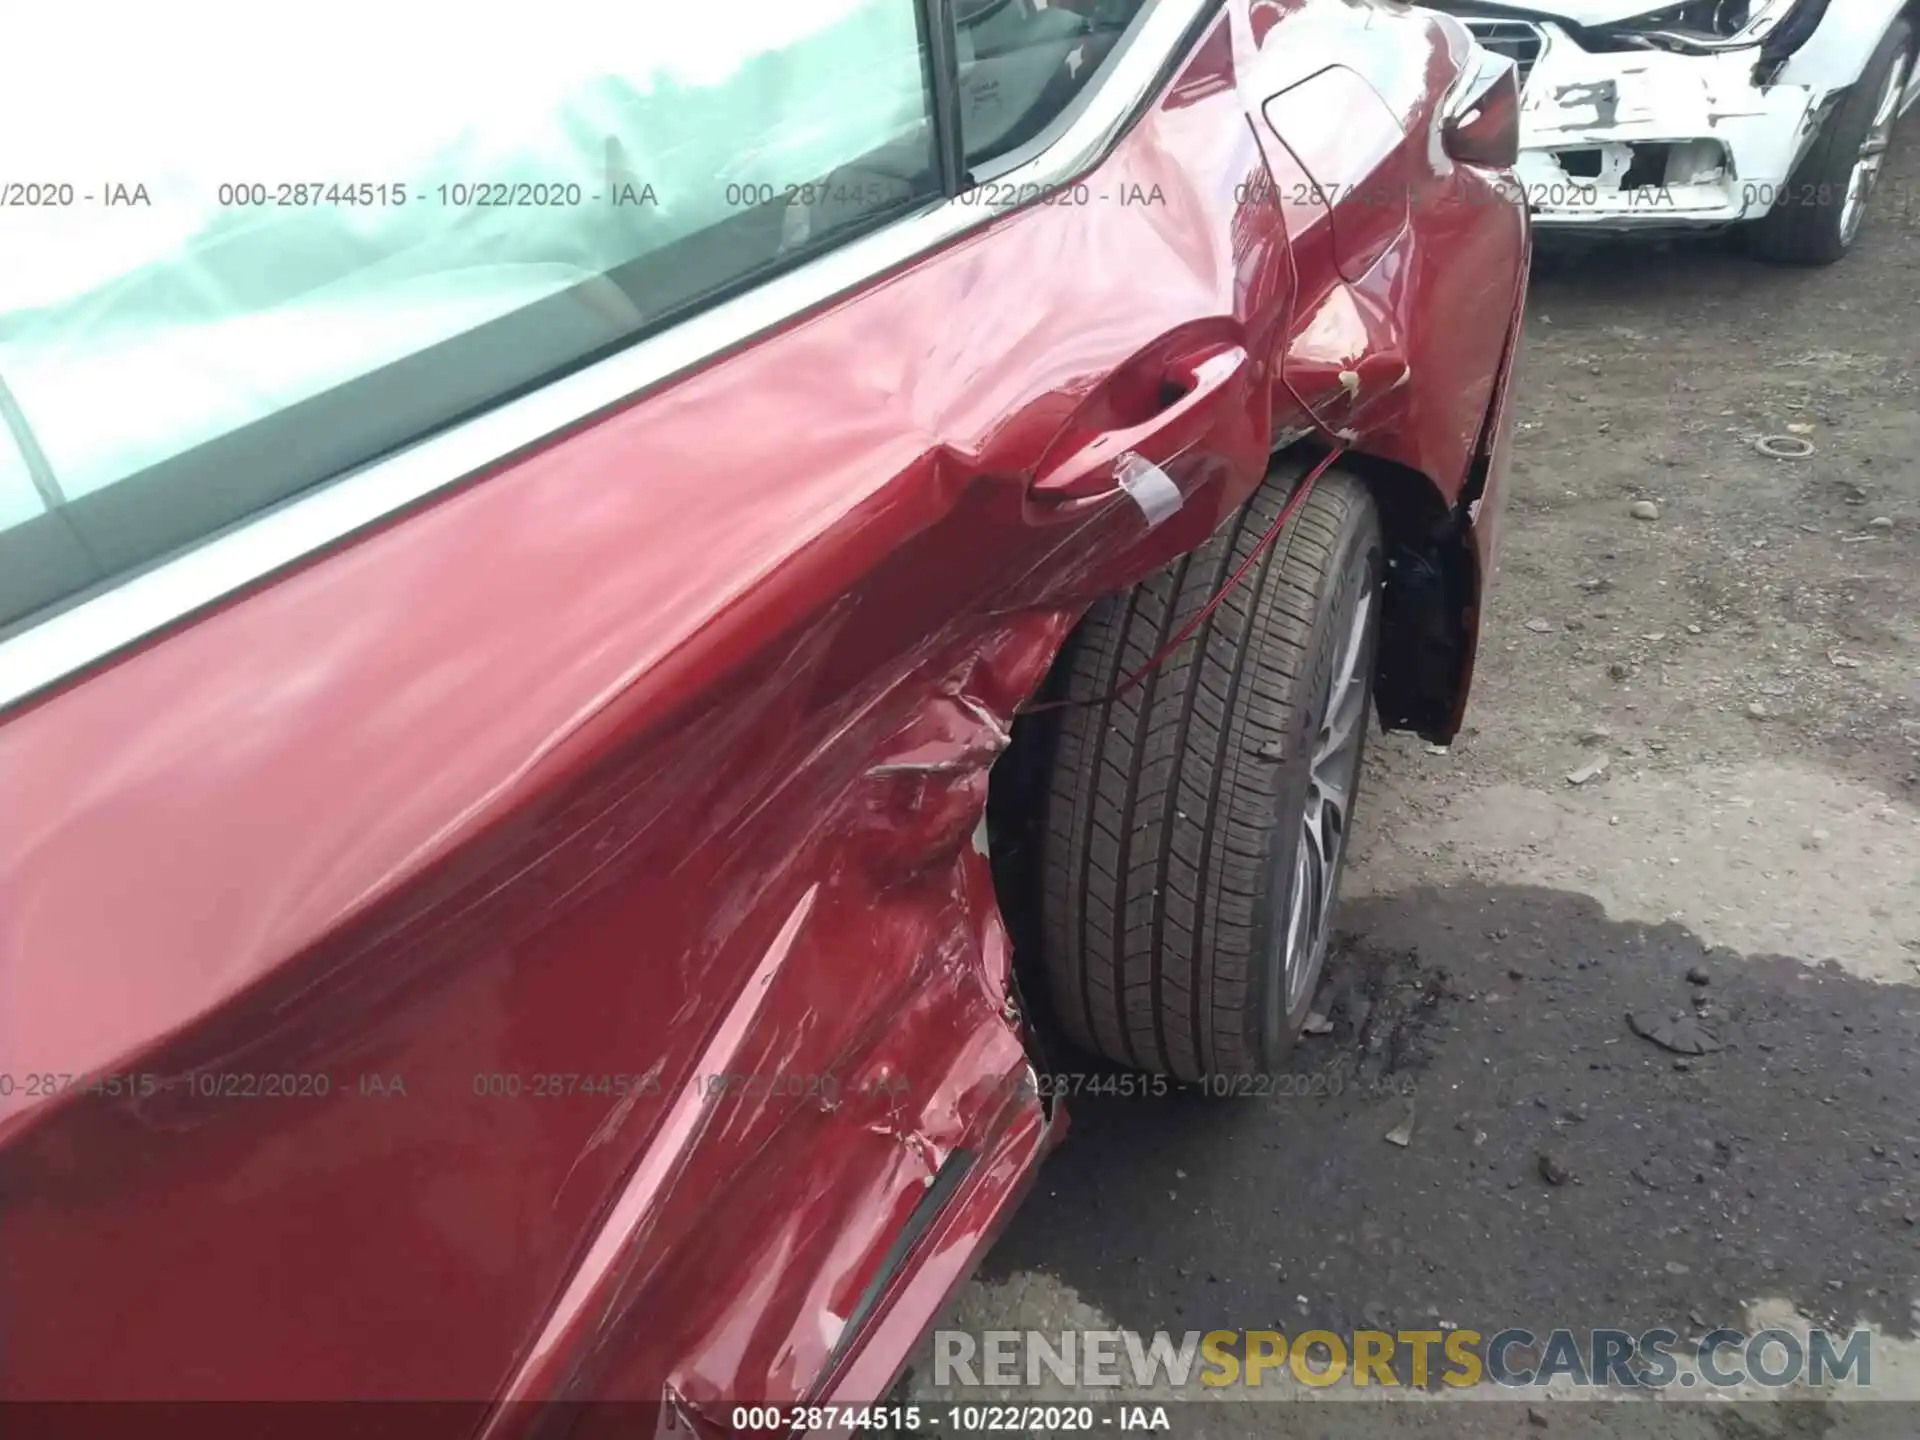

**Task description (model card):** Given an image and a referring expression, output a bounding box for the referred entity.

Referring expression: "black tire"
[1038,466,1384,1080]
[1745,20,1914,266]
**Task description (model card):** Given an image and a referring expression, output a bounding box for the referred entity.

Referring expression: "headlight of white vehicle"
[1600,0,1804,51]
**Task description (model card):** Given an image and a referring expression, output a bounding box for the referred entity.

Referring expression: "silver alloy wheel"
[1281,585,1374,1016]
[1841,51,1911,247]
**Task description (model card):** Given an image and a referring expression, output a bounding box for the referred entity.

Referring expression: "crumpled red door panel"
[0,12,1305,1423]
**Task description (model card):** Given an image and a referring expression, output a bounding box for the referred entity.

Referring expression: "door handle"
[1028,342,1250,506]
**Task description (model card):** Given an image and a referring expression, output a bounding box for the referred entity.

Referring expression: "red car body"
[0,0,1527,1428]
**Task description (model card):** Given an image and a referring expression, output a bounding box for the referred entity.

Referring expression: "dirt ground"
[907,119,1920,1437]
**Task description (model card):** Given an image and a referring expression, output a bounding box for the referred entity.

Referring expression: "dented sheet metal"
[0,17,1276,1423]
[0,3,1533,1421]
[1463,16,1823,228]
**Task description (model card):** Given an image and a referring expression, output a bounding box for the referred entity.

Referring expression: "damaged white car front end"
[1432,0,1920,251]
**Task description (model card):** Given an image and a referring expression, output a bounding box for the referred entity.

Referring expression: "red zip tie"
[1019,447,1345,717]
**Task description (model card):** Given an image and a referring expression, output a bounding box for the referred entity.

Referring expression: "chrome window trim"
[0,0,1213,713]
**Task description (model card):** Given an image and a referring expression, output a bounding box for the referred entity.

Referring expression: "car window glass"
[0,0,940,632]
[0,422,48,532]
[951,0,1151,171]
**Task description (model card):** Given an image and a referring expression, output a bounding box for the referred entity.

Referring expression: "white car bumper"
[1466,18,1826,229]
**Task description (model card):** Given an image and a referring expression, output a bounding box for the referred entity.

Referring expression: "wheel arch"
[1005,438,1485,787]
[986,442,1486,1071]
[1334,449,1481,746]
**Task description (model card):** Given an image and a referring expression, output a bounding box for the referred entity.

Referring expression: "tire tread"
[1039,468,1380,1079]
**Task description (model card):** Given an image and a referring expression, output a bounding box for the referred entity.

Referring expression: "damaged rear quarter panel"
[0,11,1302,1424]
[1239,3,1527,510]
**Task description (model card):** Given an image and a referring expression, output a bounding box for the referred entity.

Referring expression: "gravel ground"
[909,118,1920,1439]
